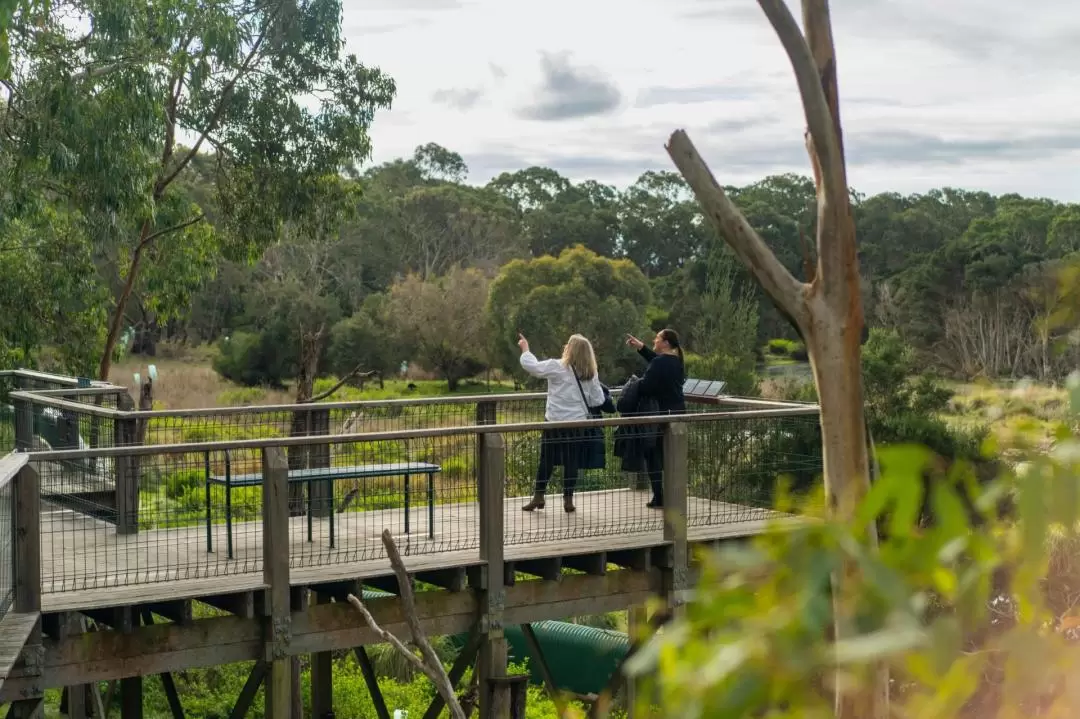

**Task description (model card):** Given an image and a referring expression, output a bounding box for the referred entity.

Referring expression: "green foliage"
[488,245,652,382]
[687,246,760,392]
[684,352,758,396]
[3,0,395,374]
[163,468,202,500]
[328,297,402,378]
[213,330,294,388]
[29,658,593,718]
[488,166,620,258]
[385,266,492,391]
[862,328,985,459]
[767,338,802,356]
[626,394,1080,717]
[0,205,107,374]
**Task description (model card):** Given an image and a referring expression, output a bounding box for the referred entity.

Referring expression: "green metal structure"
[364,590,629,696]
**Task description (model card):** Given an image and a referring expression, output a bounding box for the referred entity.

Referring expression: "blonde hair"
[561,334,598,381]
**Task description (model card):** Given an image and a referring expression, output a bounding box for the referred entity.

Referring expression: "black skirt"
[540,426,606,471]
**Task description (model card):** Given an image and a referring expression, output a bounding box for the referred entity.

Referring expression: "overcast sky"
[343,0,1080,201]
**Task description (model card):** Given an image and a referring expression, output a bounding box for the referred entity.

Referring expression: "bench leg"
[404,473,410,536]
[307,478,313,544]
[206,480,213,554]
[226,484,233,560]
[428,472,434,540]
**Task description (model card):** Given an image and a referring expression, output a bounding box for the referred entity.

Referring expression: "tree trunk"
[287,334,322,515]
[98,220,152,380]
[664,1,888,713]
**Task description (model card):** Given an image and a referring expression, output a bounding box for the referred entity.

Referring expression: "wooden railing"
[17,405,821,595]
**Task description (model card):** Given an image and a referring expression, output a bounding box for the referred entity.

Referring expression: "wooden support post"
[475,400,497,426]
[289,587,307,719]
[661,422,689,613]
[62,614,89,719]
[261,447,292,719]
[310,593,334,719]
[422,626,482,719]
[520,623,567,714]
[114,393,139,535]
[477,432,509,719]
[12,397,33,452]
[228,661,267,719]
[4,700,44,719]
[352,646,390,719]
[119,670,142,719]
[139,610,184,719]
[13,464,42,715]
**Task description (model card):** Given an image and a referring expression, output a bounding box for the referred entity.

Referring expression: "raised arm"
[519,351,563,378]
[625,333,656,363]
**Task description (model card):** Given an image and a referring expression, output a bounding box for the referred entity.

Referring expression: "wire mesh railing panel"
[288,435,480,570]
[686,413,822,527]
[0,475,14,619]
[144,410,296,446]
[37,447,265,593]
[136,396,550,449]
[502,425,665,547]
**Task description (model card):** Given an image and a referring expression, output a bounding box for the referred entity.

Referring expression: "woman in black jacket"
[624,328,686,508]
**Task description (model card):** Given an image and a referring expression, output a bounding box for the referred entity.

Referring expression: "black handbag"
[573,374,608,470]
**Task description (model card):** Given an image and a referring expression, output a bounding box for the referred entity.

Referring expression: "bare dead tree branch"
[665,130,809,327]
[347,529,466,719]
[664,3,882,718]
[302,366,381,403]
[756,0,846,216]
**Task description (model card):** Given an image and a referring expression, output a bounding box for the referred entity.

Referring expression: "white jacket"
[519,351,605,422]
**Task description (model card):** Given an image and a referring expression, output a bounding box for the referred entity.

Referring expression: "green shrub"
[766,338,801,356]
[684,351,758,396]
[164,469,203,500]
[213,330,294,388]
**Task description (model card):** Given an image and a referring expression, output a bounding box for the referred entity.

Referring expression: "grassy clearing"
[943,380,1072,452]
[109,343,516,411]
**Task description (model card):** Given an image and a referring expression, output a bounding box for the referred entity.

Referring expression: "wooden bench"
[205,457,442,559]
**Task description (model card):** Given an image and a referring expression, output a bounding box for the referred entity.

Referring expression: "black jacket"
[613,375,660,473]
[635,347,686,413]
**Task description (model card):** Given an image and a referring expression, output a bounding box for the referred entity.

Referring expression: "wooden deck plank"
[37,489,795,613]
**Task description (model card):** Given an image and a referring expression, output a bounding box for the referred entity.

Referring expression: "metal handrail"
[9,386,816,421]
[24,405,820,461]
[0,453,27,490]
[0,369,116,389]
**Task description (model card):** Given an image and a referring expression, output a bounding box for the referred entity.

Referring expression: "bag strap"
[572,372,592,412]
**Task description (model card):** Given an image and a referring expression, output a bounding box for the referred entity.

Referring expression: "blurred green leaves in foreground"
[618,373,1080,719]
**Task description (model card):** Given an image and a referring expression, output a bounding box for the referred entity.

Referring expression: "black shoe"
[646,498,664,509]
[522,493,545,511]
[564,495,576,513]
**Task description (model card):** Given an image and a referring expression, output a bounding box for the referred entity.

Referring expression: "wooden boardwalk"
[37,488,793,612]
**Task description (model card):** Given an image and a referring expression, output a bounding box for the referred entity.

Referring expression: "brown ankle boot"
[564,494,575,513]
[522,493,545,511]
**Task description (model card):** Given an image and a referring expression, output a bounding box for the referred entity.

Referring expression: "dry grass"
[109,343,292,409]
[944,380,1072,452]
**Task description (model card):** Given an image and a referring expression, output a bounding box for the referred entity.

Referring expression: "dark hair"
[659,328,683,361]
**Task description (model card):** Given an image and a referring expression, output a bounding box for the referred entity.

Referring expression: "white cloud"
[342,0,1080,200]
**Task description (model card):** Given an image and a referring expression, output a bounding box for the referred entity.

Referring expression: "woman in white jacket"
[517,332,605,513]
